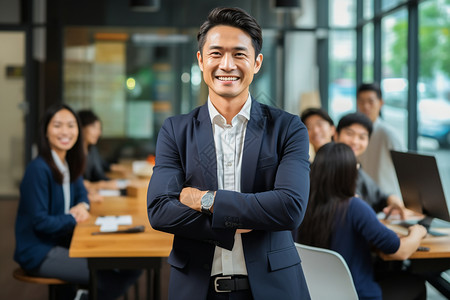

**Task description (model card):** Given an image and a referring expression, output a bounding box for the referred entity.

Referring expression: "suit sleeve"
[147,118,235,249]
[213,115,310,231]
[21,161,76,236]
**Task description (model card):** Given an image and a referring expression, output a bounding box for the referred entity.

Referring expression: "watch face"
[202,192,214,207]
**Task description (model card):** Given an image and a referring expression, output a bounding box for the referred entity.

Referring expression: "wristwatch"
[201,191,215,215]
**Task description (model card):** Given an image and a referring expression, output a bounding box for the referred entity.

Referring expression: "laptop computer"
[390,150,450,233]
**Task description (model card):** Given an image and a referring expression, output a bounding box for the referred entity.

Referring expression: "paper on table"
[116,215,132,225]
[100,223,118,232]
[95,215,133,226]
[96,215,133,232]
[116,179,129,189]
[98,189,121,197]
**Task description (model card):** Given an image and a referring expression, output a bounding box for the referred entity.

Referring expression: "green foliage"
[388,1,450,79]
[389,21,408,77]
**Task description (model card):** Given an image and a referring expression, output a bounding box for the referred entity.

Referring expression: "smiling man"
[334,112,405,216]
[147,7,311,300]
[356,83,404,198]
[300,108,336,160]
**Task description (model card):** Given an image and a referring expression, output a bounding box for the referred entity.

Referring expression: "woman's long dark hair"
[78,109,100,128]
[38,104,85,184]
[297,142,358,248]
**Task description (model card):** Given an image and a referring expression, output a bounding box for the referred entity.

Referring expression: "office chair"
[295,243,359,300]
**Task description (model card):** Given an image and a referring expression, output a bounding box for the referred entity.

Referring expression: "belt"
[211,275,250,293]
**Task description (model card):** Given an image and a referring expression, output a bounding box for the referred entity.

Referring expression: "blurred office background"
[1,0,449,299]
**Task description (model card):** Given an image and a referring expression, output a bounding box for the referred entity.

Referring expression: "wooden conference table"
[382,220,450,260]
[69,183,173,300]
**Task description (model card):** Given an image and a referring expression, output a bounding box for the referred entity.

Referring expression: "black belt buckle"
[214,276,232,293]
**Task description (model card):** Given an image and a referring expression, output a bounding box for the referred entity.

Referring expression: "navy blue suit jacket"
[148,99,311,299]
[14,156,89,270]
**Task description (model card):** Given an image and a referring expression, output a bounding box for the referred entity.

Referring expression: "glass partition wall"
[381,9,408,147]
[63,27,281,161]
[64,27,196,159]
[417,0,450,196]
[351,0,450,200]
[328,0,356,123]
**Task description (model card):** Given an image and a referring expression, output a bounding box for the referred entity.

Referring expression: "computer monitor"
[390,150,450,224]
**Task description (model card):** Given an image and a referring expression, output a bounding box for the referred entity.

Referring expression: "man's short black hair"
[301,108,334,126]
[197,7,262,57]
[336,112,373,137]
[357,82,382,100]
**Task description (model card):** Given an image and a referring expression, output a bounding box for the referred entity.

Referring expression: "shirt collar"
[207,94,252,126]
[51,150,69,174]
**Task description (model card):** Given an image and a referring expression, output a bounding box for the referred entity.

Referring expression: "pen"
[417,246,430,252]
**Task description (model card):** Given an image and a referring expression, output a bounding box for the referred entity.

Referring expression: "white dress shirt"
[358,118,404,197]
[208,95,251,276]
[51,150,71,214]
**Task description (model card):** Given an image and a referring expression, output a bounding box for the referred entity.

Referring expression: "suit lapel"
[241,100,266,193]
[194,104,218,190]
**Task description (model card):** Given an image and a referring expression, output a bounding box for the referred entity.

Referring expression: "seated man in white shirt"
[334,112,406,217]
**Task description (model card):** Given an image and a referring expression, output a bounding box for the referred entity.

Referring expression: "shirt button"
[226,162,232,167]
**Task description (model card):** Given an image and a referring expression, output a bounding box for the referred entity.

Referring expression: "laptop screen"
[390,150,450,222]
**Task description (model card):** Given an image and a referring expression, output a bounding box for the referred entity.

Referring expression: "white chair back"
[295,243,359,300]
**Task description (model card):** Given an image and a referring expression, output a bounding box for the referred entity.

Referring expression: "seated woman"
[78,110,130,197]
[14,104,139,299]
[297,142,427,300]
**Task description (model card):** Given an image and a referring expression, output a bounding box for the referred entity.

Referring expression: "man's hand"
[384,195,407,220]
[408,224,428,239]
[88,192,104,203]
[383,203,406,220]
[83,180,92,190]
[386,195,404,208]
[236,229,252,234]
[69,203,90,223]
[179,187,205,212]
[180,188,251,233]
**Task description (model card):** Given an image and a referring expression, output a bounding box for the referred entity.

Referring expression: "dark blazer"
[84,145,110,182]
[14,156,89,270]
[147,99,311,300]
